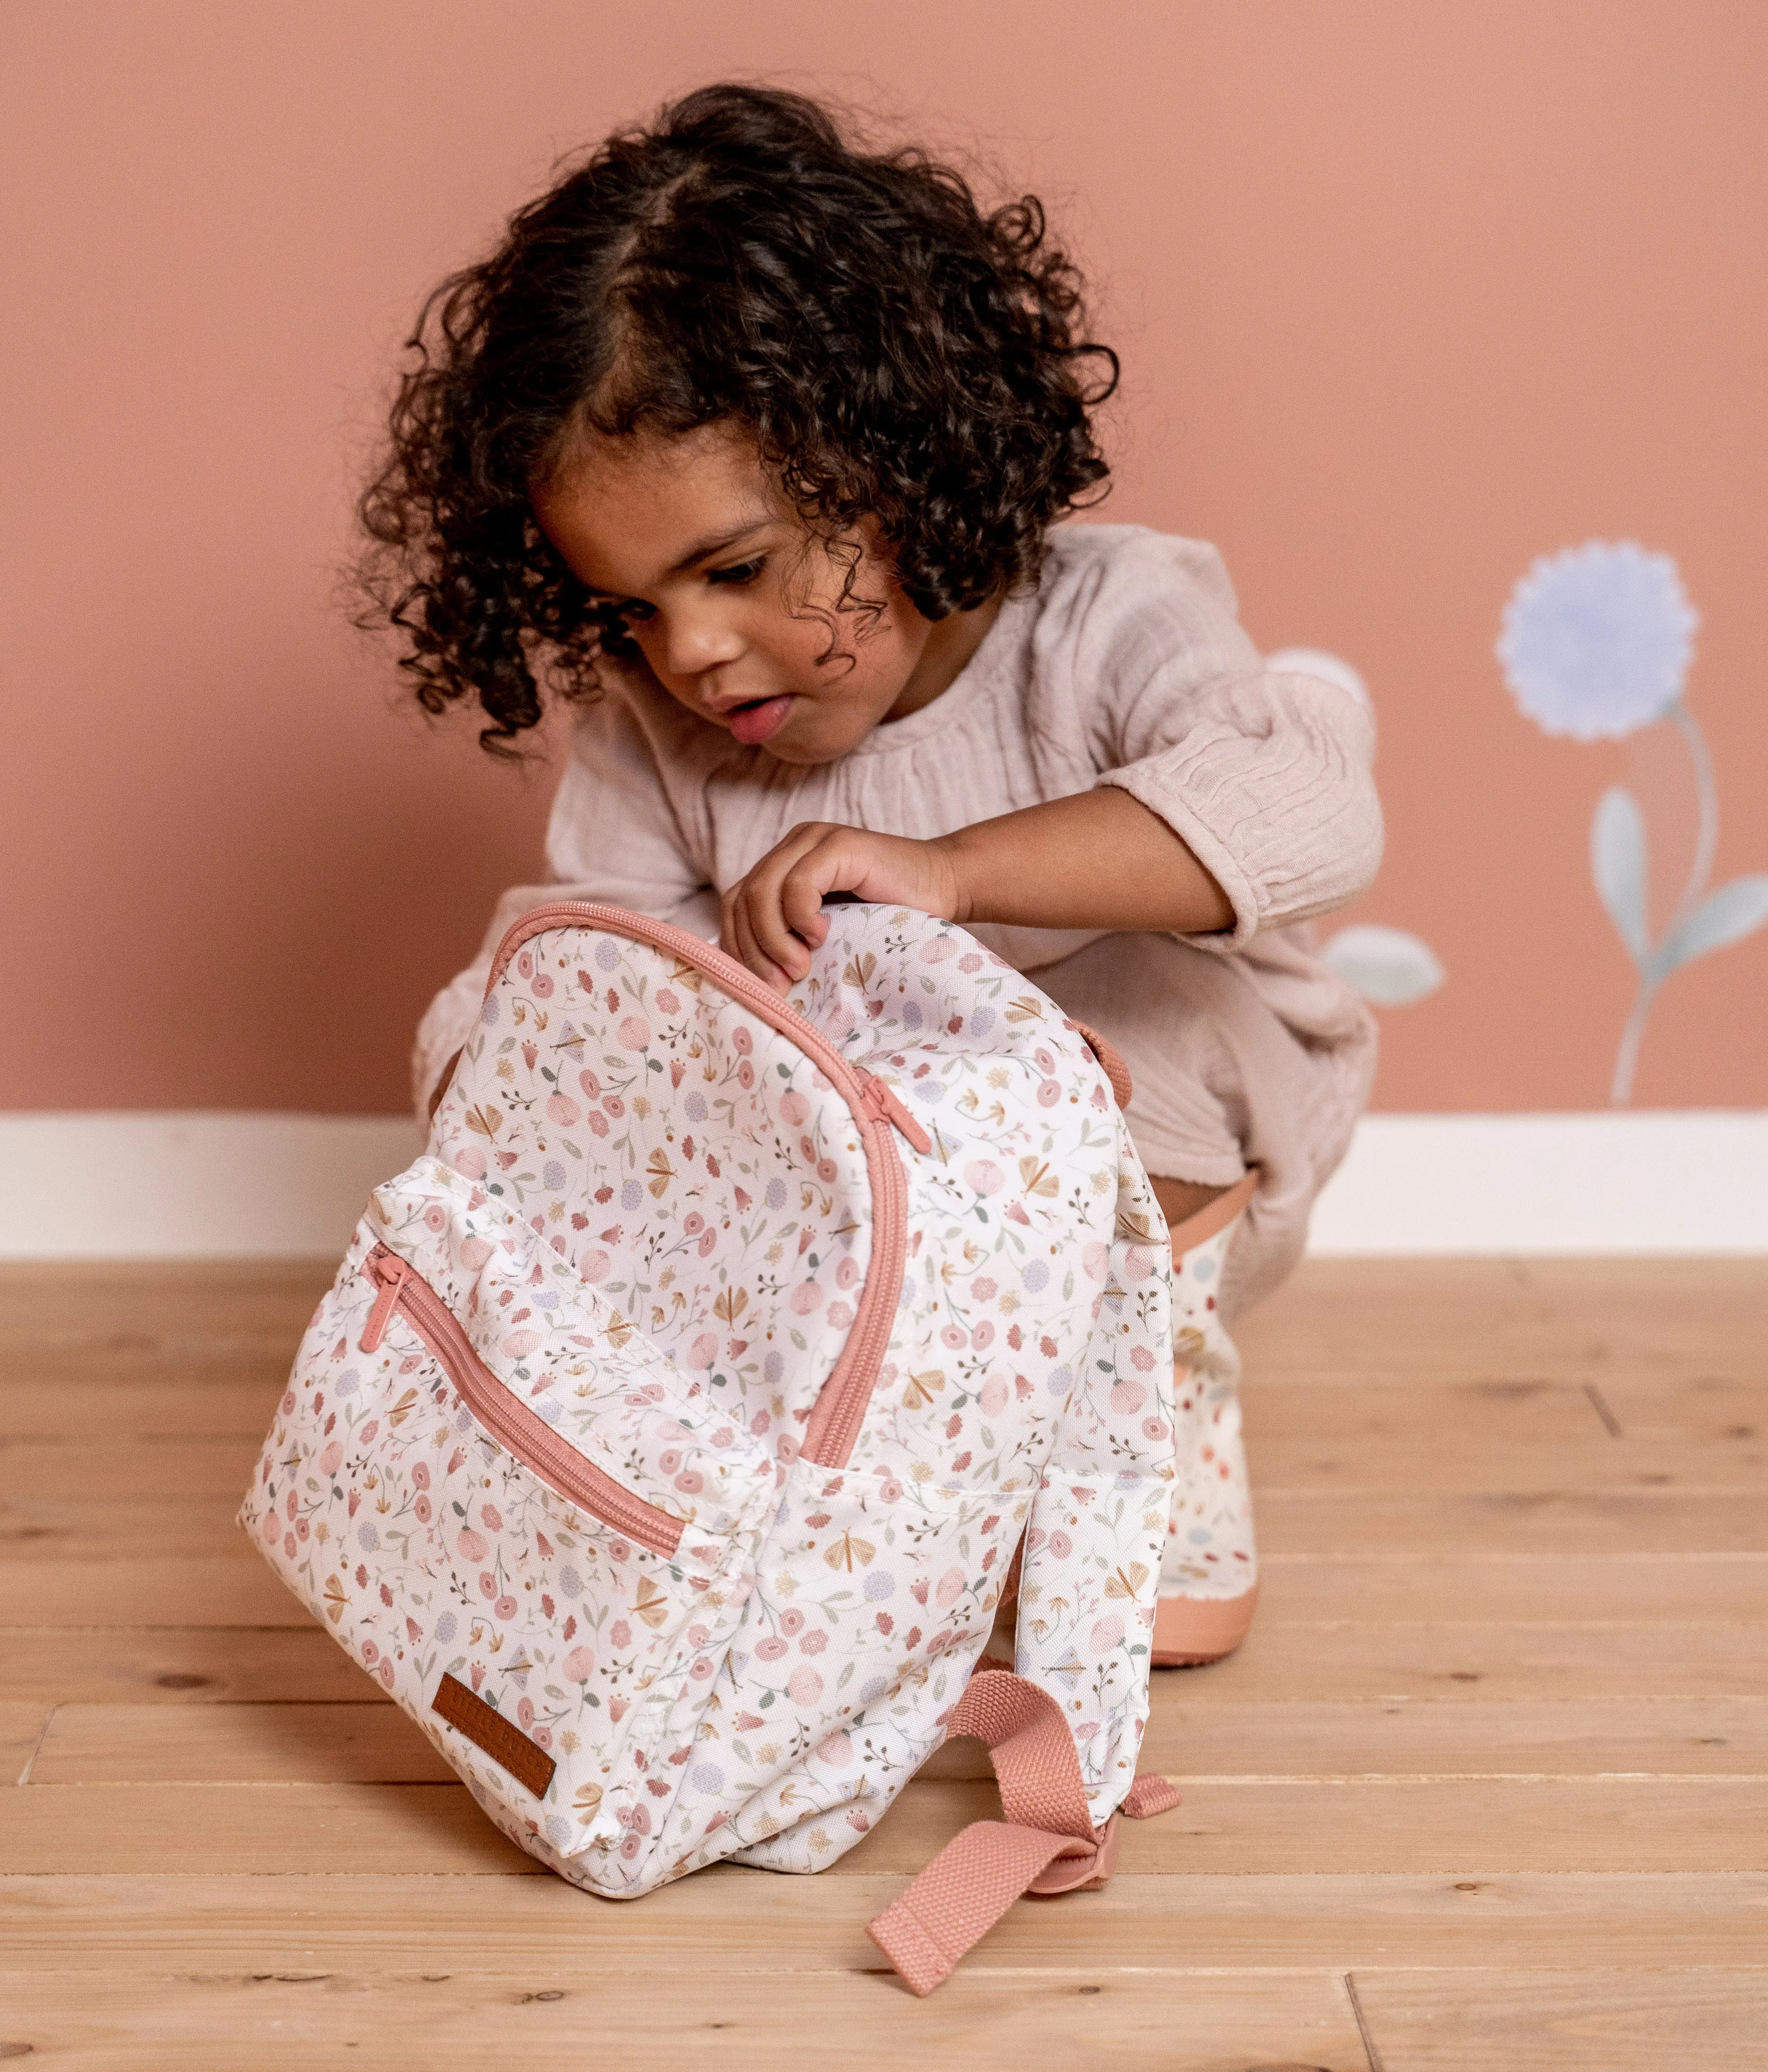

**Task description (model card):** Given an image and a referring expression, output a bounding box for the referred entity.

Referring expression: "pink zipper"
[485,902,917,1470]
[359,1242,684,1559]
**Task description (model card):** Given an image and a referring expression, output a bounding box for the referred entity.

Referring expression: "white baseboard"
[1306,1110,1767,1255]
[0,1113,420,1260]
[0,1109,1762,1260]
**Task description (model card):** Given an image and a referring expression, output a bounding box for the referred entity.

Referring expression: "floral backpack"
[242,899,1181,1993]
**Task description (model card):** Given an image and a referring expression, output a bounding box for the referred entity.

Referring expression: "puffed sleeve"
[410,686,716,1124]
[1088,540,1384,949]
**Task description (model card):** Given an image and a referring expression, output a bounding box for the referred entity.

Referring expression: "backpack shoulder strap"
[866,1663,1179,1996]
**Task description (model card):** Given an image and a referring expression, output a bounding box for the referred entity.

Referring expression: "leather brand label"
[431,1671,557,1800]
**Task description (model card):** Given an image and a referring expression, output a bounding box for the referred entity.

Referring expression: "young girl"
[362,84,1381,1665]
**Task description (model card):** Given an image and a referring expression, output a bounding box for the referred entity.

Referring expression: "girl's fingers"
[721,823,904,992]
[739,833,829,981]
[779,842,840,946]
[718,884,744,963]
[749,884,812,980]
[728,886,794,993]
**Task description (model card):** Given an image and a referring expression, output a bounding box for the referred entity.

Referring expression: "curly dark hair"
[357,82,1118,750]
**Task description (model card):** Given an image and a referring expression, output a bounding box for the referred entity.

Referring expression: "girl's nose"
[658,604,745,679]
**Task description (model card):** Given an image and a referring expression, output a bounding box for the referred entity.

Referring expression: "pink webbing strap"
[1123,1772,1182,1819]
[1064,1018,1134,1110]
[866,1665,1179,1996]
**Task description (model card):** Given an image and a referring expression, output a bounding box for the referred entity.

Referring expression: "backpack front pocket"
[350,1165,775,1841]
[361,1244,688,1556]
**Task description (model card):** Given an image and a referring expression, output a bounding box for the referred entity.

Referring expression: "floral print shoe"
[1154,1172,1260,1667]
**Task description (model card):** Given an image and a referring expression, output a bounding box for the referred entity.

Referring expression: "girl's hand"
[721,823,961,991]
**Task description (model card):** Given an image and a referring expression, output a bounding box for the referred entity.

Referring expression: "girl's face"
[531,423,997,765]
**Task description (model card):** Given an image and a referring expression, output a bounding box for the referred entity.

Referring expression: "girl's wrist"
[928,831,980,927]
[922,792,1233,938]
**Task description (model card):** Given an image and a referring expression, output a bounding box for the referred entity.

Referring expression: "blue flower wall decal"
[1499,541,1698,741]
[1498,542,1768,1102]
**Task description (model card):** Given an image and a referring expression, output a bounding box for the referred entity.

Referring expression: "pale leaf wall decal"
[1321,925,1444,1007]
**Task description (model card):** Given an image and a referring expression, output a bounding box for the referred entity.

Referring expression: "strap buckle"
[1026,1810,1121,1895]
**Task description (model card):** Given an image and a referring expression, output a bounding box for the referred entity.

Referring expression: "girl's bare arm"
[720,788,1231,991]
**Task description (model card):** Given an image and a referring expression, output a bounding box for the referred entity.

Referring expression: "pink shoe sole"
[1152,1583,1259,1667]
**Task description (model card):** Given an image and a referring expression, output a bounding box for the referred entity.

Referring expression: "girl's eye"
[613,598,655,623]
[708,557,765,588]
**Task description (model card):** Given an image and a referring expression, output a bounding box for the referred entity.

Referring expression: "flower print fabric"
[442,934,875,1431]
[242,900,1174,1897]
[368,1164,774,1542]
[783,914,1177,1819]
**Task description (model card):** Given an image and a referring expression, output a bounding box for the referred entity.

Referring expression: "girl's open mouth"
[727,693,793,746]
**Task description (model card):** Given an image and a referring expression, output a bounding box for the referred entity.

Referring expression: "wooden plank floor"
[2,1258,1763,2069]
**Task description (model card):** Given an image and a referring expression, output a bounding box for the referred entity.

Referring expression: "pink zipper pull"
[360,1247,410,1353]
[857,1071,932,1155]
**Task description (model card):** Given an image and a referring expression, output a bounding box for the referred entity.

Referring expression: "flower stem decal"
[1499,543,1768,1102]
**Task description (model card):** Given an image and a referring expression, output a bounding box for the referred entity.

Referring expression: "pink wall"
[5,0,1765,1114]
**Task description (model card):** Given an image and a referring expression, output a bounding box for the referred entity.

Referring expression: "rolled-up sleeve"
[1100,663,1383,951]
[1102,667,1376,949]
